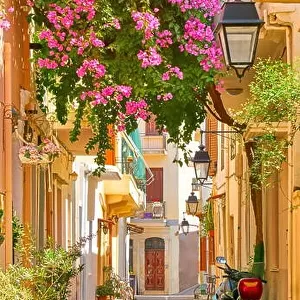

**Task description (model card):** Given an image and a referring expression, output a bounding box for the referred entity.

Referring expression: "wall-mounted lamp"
[69,171,78,181]
[186,192,201,217]
[215,1,264,79]
[178,212,198,236]
[23,120,33,143]
[110,214,119,223]
[180,213,190,236]
[190,129,237,185]
[25,101,38,116]
[189,139,211,185]
[100,222,109,235]
[191,178,201,191]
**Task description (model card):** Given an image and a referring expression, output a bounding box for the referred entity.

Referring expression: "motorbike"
[215,256,266,300]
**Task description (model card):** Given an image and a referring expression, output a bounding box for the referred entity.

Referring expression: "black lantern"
[215,1,264,79]
[180,215,190,236]
[186,192,199,216]
[190,143,211,185]
[191,178,200,191]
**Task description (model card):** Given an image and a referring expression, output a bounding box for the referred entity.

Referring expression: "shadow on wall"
[179,231,198,291]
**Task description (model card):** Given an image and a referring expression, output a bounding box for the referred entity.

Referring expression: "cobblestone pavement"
[134,284,199,299]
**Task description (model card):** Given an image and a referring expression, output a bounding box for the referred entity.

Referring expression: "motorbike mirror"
[216,256,227,264]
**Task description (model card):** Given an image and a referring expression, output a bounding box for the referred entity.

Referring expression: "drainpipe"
[4,43,13,267]
[236,152,243,271]
[225,129,230,265]
[262,10,293,300]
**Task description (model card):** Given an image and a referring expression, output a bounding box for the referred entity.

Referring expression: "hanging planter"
[18,144,43,165]
[18,138,61,165]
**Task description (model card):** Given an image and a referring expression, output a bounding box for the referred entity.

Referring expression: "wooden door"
[146,168,163,203]
[145,238,165,290]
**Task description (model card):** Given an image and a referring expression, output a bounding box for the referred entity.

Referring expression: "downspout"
[4,43,13,267]
[236,151,243,271]
[225,127,230,265]
[263,9,293,300]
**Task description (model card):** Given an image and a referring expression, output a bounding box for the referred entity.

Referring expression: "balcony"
[115,158,147,192]
[140,133,167,155]
[133,201,165,220]
[103,173,144,218]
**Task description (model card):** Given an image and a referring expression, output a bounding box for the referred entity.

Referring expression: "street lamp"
[191,178,201,191]
[186,192,200,216]
[215,1,264,79]
[180,213,190,236]
[189,143,211,185]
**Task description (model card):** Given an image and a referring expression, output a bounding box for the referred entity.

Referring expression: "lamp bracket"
[3,105,21,130]
[232,66,251,81]
[200,130,237,134]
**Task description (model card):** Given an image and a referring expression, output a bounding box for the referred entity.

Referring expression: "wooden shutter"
[200,236,207,271]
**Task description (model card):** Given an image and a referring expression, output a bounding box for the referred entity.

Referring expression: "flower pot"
[208,229,214,237]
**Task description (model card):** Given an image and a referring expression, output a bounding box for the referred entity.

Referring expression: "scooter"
[215,256,266,300]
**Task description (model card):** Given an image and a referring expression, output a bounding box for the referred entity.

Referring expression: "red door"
[145,238,165,291]
[145,249,165,290]
[146,168,163,203]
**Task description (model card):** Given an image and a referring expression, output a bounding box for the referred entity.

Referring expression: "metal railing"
[115,159,147,191]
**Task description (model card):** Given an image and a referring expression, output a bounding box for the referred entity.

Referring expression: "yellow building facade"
[210,2,300,300]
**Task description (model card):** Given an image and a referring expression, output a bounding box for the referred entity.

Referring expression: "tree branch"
[207,83,246,132]
[204,103,223,122]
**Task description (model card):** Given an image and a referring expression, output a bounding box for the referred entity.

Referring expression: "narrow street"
[135,284,197,299]
[1,0,300,299]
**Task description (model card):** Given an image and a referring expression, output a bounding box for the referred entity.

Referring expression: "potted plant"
[95,285,115,300]
[200,201,214,237]
[39,137,61,161]
[95,267,123,300]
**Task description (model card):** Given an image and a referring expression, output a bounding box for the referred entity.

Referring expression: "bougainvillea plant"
[28,0,223,175]
[0,5,14,30]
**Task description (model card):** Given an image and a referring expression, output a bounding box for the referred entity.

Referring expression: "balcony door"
[146,115,159,135]
[146,168,163,203]
[145,238,165,290]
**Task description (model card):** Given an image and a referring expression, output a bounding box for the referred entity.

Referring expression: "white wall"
[73,159,103,300]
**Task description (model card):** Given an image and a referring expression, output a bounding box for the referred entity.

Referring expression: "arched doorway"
[145,237,165,291]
